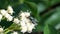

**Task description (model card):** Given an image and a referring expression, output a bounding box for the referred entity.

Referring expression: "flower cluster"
[0,6,14,21]
[0,6,37,34]
[19,12,37,33]
[13,12,37,33]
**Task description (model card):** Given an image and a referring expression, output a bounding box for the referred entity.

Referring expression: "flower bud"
[13,18,20,24]
[7,6,14,15]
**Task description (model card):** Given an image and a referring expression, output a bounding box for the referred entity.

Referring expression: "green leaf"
[4,23,20,34]
[37,3,46,13]
[50,0,60,6]
[43,0,60,7]
[44,24,57,34]
[55,23,60,30]
[45,12,60,26]
[19,0,25,4]
[44,24,50,34]
[44,7,60,26]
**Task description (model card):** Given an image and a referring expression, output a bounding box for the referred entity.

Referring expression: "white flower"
[20,19,28,33]
[27,23,35,33]
[25,18,35,33]
[5,13,13,21]
[0,27,3,33]
[0,9,7,15]
[20,20,27,26]
[24,12,30,17]
[11,31,18,34]
[0,14,3,22]
[13,18,20,24]
[7,6,14,15]
[20,12,30,17]
[21,26,27,33]
[0,9,13,21]
[20,18,28,33]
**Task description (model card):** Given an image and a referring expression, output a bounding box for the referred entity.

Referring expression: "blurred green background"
[0,0,60,34]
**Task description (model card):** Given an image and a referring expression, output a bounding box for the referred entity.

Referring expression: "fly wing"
[28,16,37,25]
